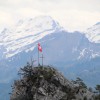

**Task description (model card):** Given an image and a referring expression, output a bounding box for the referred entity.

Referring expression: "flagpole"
[38,47,39,66]
[40,54,44,67]
[42,54,43,66]
[38,43,42,66]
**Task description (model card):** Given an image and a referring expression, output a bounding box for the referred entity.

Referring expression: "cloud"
[0,0,100,31]
[16,8,43,18]
[46,9,100,31]
[0,10,14,28]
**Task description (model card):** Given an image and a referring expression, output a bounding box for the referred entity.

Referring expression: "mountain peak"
[84,22,100,43]
[15,16,61,33]
[10,65,94,100]
[0,16,62,58]
[95,22,100,26]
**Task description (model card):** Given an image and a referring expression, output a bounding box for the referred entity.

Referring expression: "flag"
[38,43,42,52]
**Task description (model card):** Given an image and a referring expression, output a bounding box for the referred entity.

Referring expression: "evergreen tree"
[95,85,100,94]
[94,85,100,100]
[72,77,87,89]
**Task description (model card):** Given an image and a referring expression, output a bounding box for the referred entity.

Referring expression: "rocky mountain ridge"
[10,65,94,100]
[0,16,100,100]
[0,16,100,85]
[84,22,100,43]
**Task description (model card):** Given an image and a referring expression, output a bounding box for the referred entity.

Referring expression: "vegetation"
[10,63,99,100]
[94,85,100,100]
[10,63,63,100]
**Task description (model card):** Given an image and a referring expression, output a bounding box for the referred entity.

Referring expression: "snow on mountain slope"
[0,16,62,59]
[0,16,100,100]
[0,16,100,69]
[85,22,100,43]
[0,16,100,86]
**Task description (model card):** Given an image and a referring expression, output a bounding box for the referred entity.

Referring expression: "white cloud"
[0,10,14,29]
[0,0,100,31]
[16,8,44,18]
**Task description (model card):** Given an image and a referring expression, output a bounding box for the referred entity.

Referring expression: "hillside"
[10,65,94,100]
[0,16,100,100]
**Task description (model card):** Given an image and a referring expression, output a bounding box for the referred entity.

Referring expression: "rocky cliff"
[10,64,94,100]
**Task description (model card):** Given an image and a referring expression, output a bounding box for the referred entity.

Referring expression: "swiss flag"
[38,43,42,52]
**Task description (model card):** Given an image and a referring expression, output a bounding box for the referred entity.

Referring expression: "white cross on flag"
[38,43,42,52]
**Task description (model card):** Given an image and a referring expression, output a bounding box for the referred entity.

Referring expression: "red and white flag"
[38,43,42,52]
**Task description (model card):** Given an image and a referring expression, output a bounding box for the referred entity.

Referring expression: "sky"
[0,0,100,32]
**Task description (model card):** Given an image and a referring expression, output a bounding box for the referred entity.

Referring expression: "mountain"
[10,65,94,100]
[0,16,62,59]
[0,16,100,99]
[84,22,100,43]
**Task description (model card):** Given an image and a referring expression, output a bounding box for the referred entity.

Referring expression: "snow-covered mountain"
[84,22,100,43]
[0,16,62,59]
[0,16,100,100]
[0,16,100,82]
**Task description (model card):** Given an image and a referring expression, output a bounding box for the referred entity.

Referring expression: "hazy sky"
[0,0,100,31]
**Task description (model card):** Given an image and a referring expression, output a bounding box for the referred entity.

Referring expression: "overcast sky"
[0,0,100,32]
